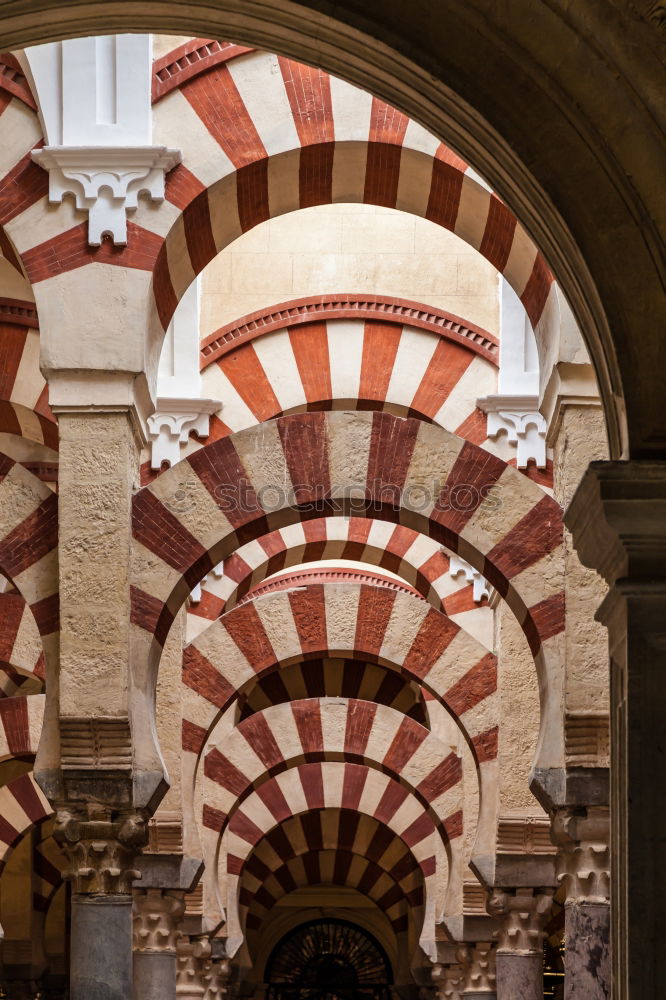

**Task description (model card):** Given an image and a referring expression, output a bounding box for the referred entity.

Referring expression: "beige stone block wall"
[496,601,541,812]
[199,204,500,339]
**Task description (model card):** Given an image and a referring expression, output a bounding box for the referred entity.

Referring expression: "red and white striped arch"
[131,410,563,782]
[237,654,428,728]
[0,302,56,449]
[187,516,494,648]
[0,771,52,869]
[147,51,555,336]
[0,49,556,367]
[240,808,424,936]
[0,591,45,696]
[0,692,44,760]
[182,582,497,767]
[199,699,463,842]
[0,455,59,665]
[208,758,451,960]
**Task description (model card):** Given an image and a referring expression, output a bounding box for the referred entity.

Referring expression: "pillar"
[487,888,554,1000]
[566,461,666,998]
[456,942,496,999]
[55,808,146,1000]
[133,888,185,1000]
[551,806,610,998]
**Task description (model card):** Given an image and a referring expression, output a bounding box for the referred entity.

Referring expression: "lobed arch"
[187,515,497,643]
[131,409,563,802]
[210,764,450,960]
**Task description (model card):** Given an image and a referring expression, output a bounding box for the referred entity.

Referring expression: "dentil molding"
[31,145,181,245]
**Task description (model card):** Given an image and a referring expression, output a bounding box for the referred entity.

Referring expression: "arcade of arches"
[0,9,662,1000]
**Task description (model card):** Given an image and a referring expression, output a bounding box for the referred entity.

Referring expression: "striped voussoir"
[0,55,37,111]
[132,411,562,644]
[0,456,59,647]
[196,311,494,451]
[0,308,57,449]
[0,771,52,869]
[0,692,43,758]
[145,49,553,331]
[199,699,463,852]
[237,656,428,727]
[239,809,424,934]
[182,581,498,767]
[187,516,494,645]
[0,591,46,696]
[210,762,442,874]
[32,824,64,915]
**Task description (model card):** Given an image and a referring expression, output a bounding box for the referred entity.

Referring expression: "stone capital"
[431,961,464,1000]
[455,941,496,995]
[477,393,547,468]
[565,460,666,584]
[177,935,213,998]
[147,397,221,470]
[486,887,554,955]
[53,805,147,895]
[133,887,185,953]
[551,805,610,905]
[45,370,154,446]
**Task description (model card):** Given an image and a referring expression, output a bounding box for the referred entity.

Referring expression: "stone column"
[176,936,213,999]
[456,942,496,999]
[551,806,610,998]
[133,888,185,1000]
[54,807,146,1000]
[487,888,554,999]
[566,461,666,998]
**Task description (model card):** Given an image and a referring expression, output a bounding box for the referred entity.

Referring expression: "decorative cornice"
[478,393,547,468]
[152,39,253,102]
[496,815,556,856]
[0,297,39,329]
[31,145,181,246]
[238,567,423,605]
[200,295,499,369]
[448,554,494,603]
[0,53,37,110]
[565,460,666,585]
[564,713,610,768]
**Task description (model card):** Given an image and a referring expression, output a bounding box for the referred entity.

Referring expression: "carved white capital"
[147,398,221,470]
[190,562,225,604]
[133,888,185,954]
[431,962,463,1000]
[478,394,547,468]
[449,554,494,603]
[32,145,181,245]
